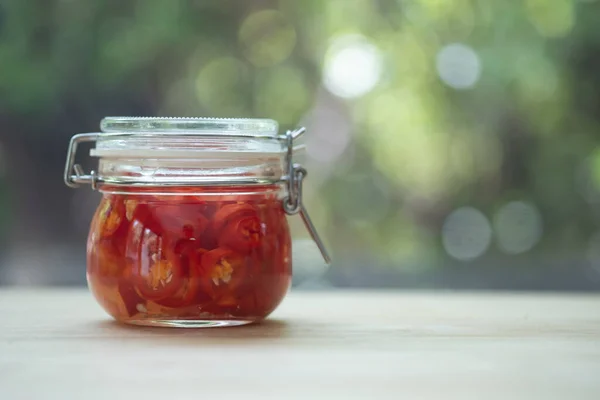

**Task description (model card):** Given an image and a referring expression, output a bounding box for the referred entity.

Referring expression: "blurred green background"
[1,0,600,290]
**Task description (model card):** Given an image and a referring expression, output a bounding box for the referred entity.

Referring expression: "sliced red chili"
[153,243,208,308]
[211,203,257,234]
[88,238,126,284]
[153,275,200,308]
[151,204,210,239]
[197,202,221,219]
[132,230,185,302]
[97,197,125,237]
[217,215,262,253]
[199,225,218,250]
[133,257,184,302]
[195,247,245,298]
[118,280,146,317]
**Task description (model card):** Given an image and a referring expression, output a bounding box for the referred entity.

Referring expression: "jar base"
[124,319,256,328]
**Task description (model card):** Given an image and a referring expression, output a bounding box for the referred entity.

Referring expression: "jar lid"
[91,117,284,159]
[100,117,279,137]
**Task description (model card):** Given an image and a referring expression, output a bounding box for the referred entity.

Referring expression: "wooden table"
[1,289,599,399]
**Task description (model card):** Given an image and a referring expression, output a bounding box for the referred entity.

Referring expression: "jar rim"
[100,117,279,138]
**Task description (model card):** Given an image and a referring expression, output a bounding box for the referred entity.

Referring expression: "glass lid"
[92,117,284,158]
[100,117,279,137]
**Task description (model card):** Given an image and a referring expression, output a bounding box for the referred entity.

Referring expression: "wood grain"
[1,289,599,400]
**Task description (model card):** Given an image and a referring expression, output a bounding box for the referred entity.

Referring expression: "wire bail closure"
[64,133,100,190]
[64,126,331,265]
[281,128,331,264]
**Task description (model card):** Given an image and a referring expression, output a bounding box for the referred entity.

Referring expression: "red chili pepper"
[153,243,208,308]
[217,215,262,253]
[118,280,145,317]
[151,204,210,239]
[211,203,257,234]
[195,247,245,298]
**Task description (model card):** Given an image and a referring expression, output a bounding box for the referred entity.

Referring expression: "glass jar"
[64,117,329,327]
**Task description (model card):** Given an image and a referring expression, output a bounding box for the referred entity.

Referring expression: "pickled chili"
[87,186,292,324]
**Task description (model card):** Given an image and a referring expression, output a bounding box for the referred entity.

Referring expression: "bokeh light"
[305,95,351,165]
[238,10,297,67]
[436,43,481,90]
[195,57,249,115]
[442,207,492,261]
[526,0,574,38]
[494,201,543,255]
[362,90,453,197]
[323,34,383,99]
[514,54,560,106]
[335,173,392,227]
[254,66,309,124]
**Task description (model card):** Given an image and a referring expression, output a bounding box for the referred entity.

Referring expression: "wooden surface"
[1,289,599,400]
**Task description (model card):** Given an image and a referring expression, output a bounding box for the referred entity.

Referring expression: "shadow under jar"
[64,117,330,327]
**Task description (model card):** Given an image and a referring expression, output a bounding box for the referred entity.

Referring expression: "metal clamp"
[64,127,331,264]
[64,133,100,189]
[281,128,332,265]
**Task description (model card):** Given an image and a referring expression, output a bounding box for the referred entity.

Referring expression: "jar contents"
[87,187,292,326]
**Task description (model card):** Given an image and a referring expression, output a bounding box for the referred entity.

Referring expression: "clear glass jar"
[64,117,329,327]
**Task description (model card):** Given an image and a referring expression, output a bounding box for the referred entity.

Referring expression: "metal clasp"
[281,128,332,265]
[64,133,100,190]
